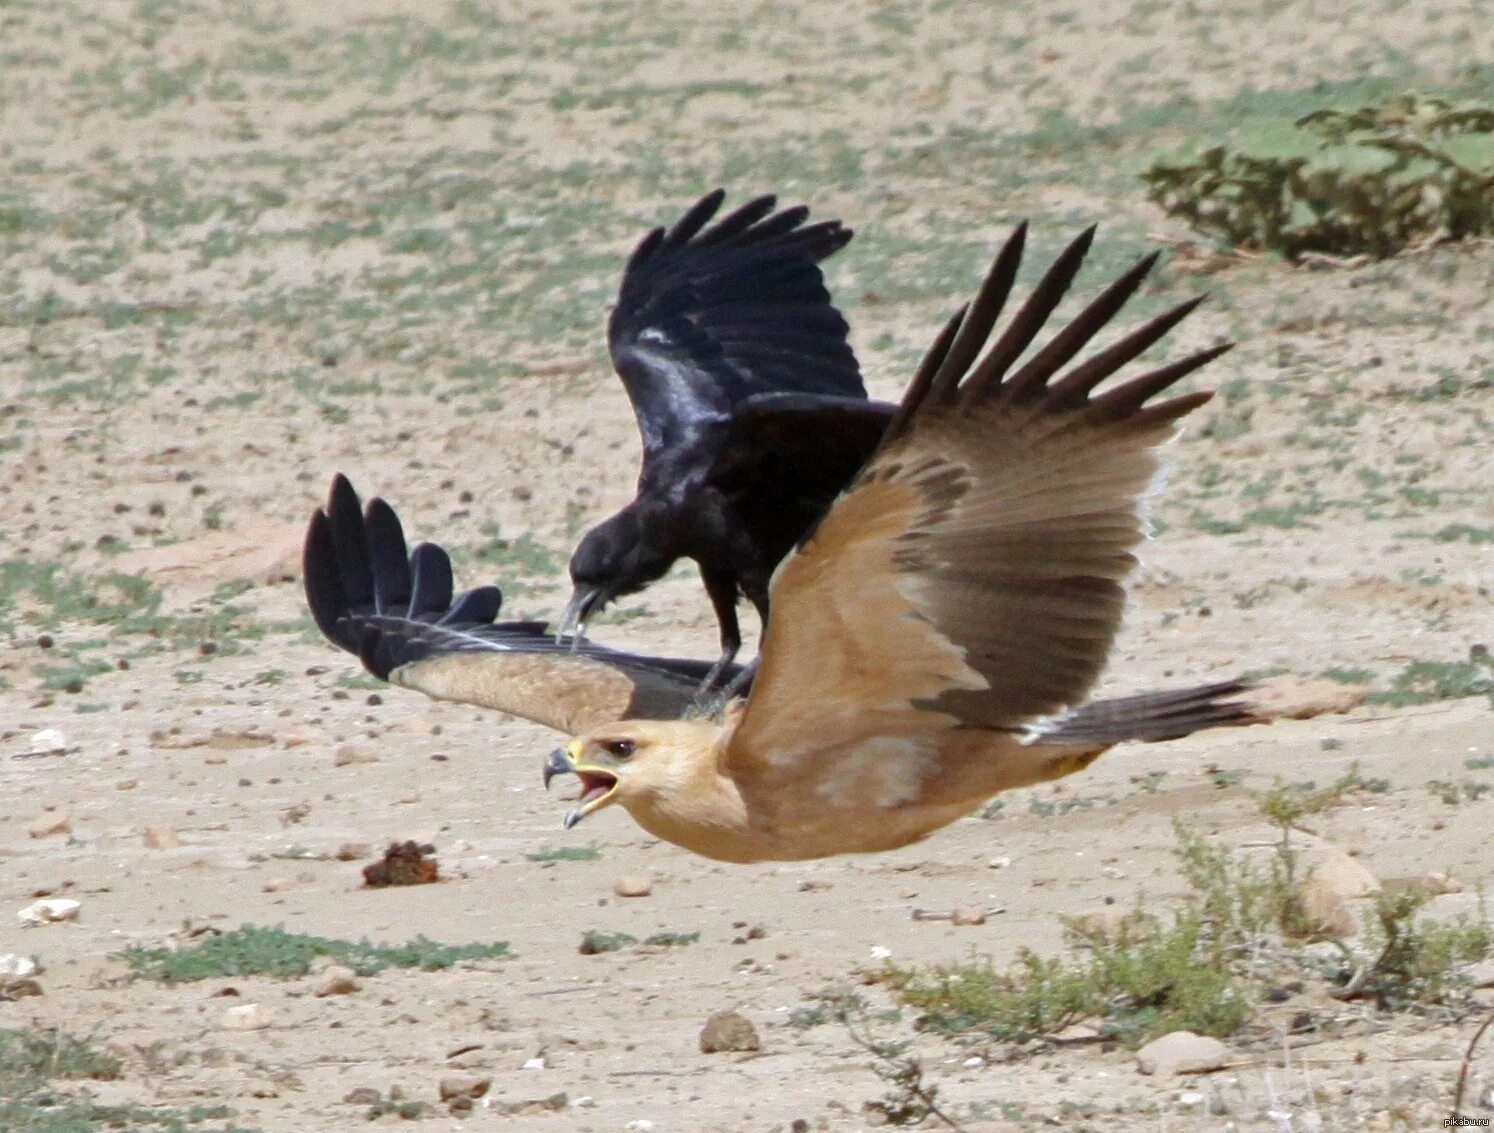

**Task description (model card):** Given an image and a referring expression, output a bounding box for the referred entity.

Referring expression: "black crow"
[559,189,895,692]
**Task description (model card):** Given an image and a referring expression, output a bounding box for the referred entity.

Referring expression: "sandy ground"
[1,0,1491,1129]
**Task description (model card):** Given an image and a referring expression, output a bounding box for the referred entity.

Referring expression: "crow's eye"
[603,739,635,759]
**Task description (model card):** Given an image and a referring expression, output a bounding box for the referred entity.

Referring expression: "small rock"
[613,875,652,898]
[28,811,71,839]
[699,1010,760,1053]
[344,1087,380,1105]
[219,1002,273,1030]
[1177,1090,1205,1108]
[521,1056,546,1071]
[1136,1030,1232,1077]
[987,856,1012,869]
[494,1092,569,1116]
[334,744,380,767]
[336,842,371,861]
[1422,870,1463,895]
[438,1074,492,1102]
[362,841,439,887]
[2,978,43,998]
[950,905,987,926]
[0,954,39,979]
[143,826,181,850]
[315,964,360,997]
[27,728,72,757]
[18,898,81,926]
[1299,846,1379,936]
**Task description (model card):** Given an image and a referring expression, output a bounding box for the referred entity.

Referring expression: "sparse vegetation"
[119,925,509,984]
[526,844,602,862]
[0,1027,258,1133]
[578,929,700,954]
[877,768,1489,1050]
[1143,94,1494,259]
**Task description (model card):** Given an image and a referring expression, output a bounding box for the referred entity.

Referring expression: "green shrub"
[1143,94,1494,259]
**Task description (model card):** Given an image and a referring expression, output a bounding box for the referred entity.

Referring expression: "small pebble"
[27,812,71,839]
[613,875,652,898]
[950,905,986,926]
[315,964,360,997]
[143,826,181,850]
[18,898,81,926]
[438,1074,492,1102]
[219,1002,273,1030]
[699,1010,760,1053]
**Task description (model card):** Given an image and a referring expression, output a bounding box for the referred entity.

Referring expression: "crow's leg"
[695,588,765,715]
[692,568,742,705]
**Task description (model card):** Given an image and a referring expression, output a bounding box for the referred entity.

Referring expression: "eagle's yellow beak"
[543,739,620,829]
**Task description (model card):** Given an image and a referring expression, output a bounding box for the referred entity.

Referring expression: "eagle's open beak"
[556,586,603,653]
[544,740,619,829]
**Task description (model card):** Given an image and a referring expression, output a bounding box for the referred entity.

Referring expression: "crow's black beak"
[556,586,603,652]
[543,746,574,790]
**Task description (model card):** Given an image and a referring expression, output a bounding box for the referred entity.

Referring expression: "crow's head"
[559,506,676,644]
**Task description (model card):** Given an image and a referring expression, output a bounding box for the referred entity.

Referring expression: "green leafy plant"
[119,924,509,984]
[1143,94,1494,258]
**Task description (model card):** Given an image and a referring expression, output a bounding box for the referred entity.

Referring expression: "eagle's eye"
[602,739,636,759]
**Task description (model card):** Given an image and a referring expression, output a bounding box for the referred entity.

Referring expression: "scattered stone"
[1246,675,1366,720]
[613,875,652,898]
[521,1056,546,1071]
[27,811,70,839]
[1299,846,1379,937]
[986,855,1012,869]
[336,842,371,861]
[1136,1031,1233,1077]
[219,1002,273,1030]
[116,779,137,791]
[493,1092,569,1116]
[143,825,181,850]
[362,842,439,887]
[24,728,72,757]
[0,954,39,979]
[699,1010,760,1053]
[438,1074,492,1102]
[18,898,81,926]
[1421,870,1463,895]
[2,978,42,999]
[315,965,360,997]
[333,744,380,767]
[206,726,274,750]
[344,1087,380,1105]
[950,905,987,926]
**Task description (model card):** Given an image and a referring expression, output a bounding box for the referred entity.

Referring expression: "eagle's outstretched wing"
[608,189,863,459]
[724,224,1233,811]
[305,475,746,732]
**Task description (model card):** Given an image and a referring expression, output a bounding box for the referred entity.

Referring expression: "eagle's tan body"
[587,718,1103,863]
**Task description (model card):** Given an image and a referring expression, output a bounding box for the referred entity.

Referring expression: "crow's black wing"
[306,476,747,732]
[706,393,897,561]
[608,189,863,460]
